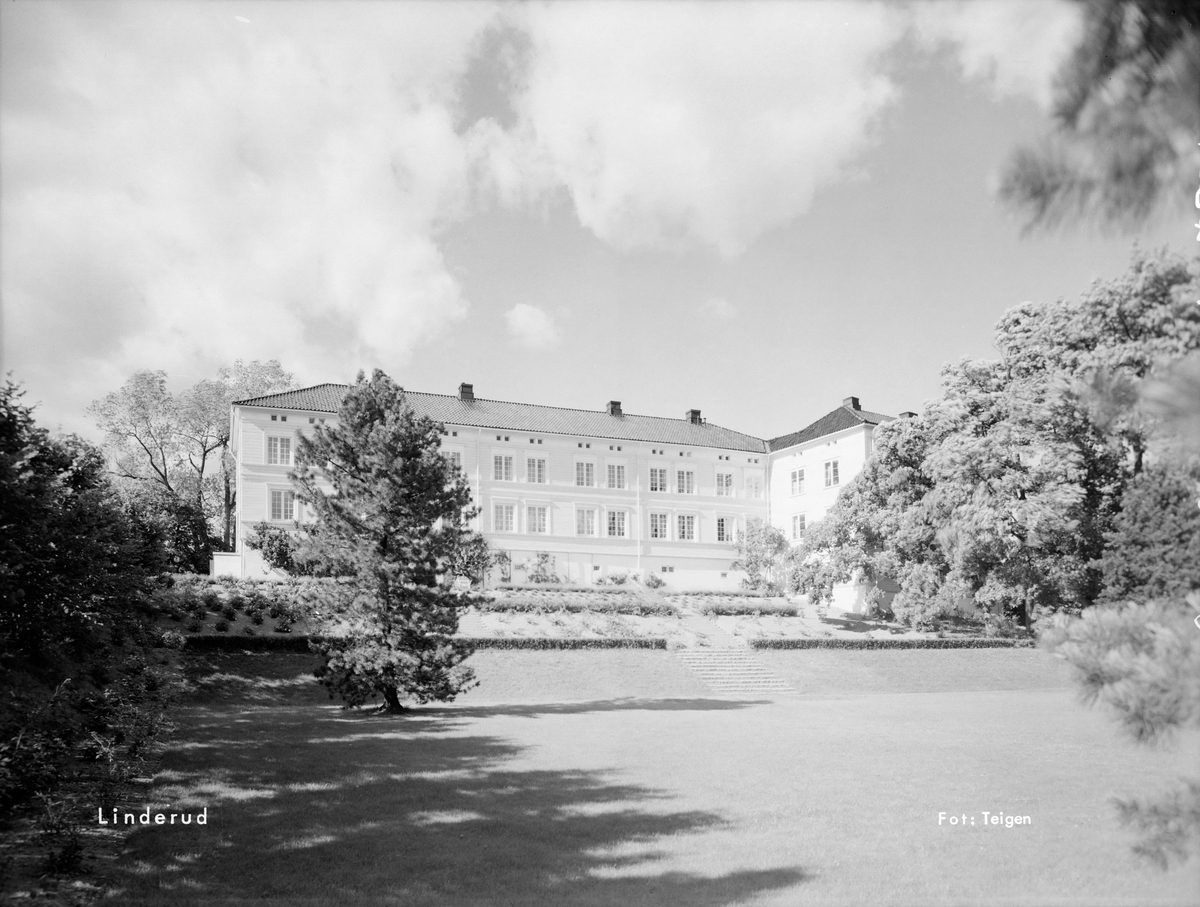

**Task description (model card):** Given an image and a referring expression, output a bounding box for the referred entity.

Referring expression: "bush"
[644,574,665,589]
[477,599,677,617]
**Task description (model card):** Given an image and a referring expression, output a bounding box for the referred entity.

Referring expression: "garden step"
[674,648,794,694]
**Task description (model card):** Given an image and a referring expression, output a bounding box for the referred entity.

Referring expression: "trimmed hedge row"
[666,590,771,598]
[494,582,636,593]
[182,634,319,652]
[698,603,799,617]
[182,634,670,652]
[476,599,677,616]
[749,637,1035,650]
[462,637,668,650]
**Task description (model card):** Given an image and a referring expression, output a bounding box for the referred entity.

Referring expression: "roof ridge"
[237,383,760,438]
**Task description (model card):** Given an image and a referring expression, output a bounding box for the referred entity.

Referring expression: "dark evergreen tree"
[290,370,477,711]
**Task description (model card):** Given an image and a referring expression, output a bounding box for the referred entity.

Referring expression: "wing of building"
[218,383,899,590]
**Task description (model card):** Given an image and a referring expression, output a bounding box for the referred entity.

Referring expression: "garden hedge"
[749,637,1035,650]
[476,599,677,616]
[461,637,668,650]
[182,634,669,652]
[696,602,799,616]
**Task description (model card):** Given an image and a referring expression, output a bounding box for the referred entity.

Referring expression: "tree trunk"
[223,473,235,550]
[382,687,405,713]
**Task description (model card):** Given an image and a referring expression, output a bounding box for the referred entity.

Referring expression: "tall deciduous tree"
[290,370,477,712]
[999,0,1200,231]
[89,360,295,559]
[795,251,1199,630]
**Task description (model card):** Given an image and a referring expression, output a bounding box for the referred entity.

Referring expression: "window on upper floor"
[607,464,626,490]
[677,514,696,541]
[445,451,462,471]
[716,473,733,496]
[607,510,627,537]
[267,436,292,465]
[677,470,695,494]
[575,462,595,487]
[649,467,668,492]
[527,458,547,484]
[527,506,548,533]
[791,469,805,495]
[493,503,515,532]
[269,489,295,521]
[824,460,840,488]
[493,455,514,482]
[745,475,763,499]
[650,512,669,539]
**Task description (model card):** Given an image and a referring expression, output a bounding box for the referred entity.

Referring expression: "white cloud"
[700,297,737,321]
[504,303,560,349]
[473,1,905,258]
[909,0,1083,109]
[1,1,494,429]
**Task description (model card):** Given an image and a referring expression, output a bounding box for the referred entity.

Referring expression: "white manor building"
[216,382,902,593]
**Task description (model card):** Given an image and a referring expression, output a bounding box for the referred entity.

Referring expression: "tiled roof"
[234,384,769,453]
[768,404,893,452]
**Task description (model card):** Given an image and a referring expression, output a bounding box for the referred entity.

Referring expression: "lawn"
[99,650,1200,906]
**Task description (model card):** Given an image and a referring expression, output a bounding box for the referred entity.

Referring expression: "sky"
[1,0,1192,443]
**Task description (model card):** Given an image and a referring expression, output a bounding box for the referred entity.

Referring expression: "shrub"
[221,605,237,621]
[462,637,668,650]
[214,619,229,632]
[697,601,799,617]
[185,620,202,633]
[644,573,665,589]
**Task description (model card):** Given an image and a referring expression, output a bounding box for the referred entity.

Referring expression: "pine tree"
[290,370,477,711]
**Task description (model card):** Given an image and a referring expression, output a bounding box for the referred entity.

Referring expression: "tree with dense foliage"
[0,380,171,821]
[999,0,1200,231]
[1099,463,1200,603]
[289,370,477,711]
[732,518,793,594]
[89,360,296,561]
[795,251,1199,630]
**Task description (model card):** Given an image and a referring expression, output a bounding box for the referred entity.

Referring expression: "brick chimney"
[607,401,622,416]
[843,396,860,411]
[686,409,702,425]
[458,383,474,402]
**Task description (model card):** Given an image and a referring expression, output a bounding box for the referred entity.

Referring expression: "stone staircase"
[673,648,794,696]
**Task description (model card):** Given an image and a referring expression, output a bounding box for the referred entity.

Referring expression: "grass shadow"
[103,702,807,906]
[429,697,772,719]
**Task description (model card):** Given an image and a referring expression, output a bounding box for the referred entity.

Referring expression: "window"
[493,455,513,481]
[824,460,840,487]
[716,517,734,543]
[267,436,292,465]
[527,458,547,484]
[649,467,668,492]
[650,512,669,539]
[575,462,595,487]
[607,464,626,489]
[661,565,674,573]
[576,508,596,536]
[677,470,695,494]
[792,514,807,539]
[791,469,805,495]
[716,473,733,496]
[607,510,627,537]
[269,489,294,521]
[745,475,762,499]
[493,503,515,532]
[446,451,462,470]
[527,506,547,533]
[677,514,696,541]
